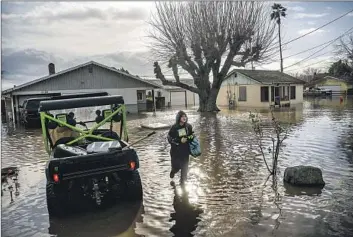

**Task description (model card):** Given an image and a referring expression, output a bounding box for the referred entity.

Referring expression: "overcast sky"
[2,1,353,90]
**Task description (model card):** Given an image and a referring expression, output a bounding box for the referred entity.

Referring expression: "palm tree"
[271,3,287,72]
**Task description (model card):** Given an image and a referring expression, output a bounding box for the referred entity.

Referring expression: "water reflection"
[283,182,323,196]
[169,183,203,237]
[48,201,144,237]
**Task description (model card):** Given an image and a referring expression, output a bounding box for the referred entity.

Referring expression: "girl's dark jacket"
[167,111,193,159]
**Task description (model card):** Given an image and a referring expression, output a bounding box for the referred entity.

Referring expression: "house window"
[239,86,247,101]
[157,91,162,97]
[260,86,269,102]
[290,86,296,100]
[137,92,143,101]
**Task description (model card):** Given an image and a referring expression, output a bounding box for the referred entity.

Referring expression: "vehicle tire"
[46,182,67,217]
[124,170,143,201]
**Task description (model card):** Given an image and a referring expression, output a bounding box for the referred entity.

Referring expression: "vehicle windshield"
[52,105,117,129]
[45,105,123,147]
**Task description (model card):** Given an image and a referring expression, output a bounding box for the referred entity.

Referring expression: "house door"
[271,86,280,105]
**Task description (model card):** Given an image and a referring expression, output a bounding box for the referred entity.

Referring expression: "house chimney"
[48,63,55,75]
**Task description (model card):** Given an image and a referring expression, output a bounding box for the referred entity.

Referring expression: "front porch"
[268,85,295,108]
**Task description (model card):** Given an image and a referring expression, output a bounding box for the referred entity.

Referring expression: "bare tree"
[149,2,277,112]
[335,33,353,66]
[290,67,323,82]
[249,109,289,175]
[271,3,287,73]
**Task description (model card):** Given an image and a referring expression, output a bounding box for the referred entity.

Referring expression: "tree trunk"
[278,22,283,73]
[198,88,221,112]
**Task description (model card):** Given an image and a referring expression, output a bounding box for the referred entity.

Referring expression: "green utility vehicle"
[39,93,154,216]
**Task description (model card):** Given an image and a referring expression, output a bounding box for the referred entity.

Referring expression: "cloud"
[2,5,148,23]
[307,21,316,25]
[1,2,153,57]
[297,28,326,36]
[1,49,65,76]
[348,12,353,17]
[294,13,329,19]
[288,6,305,12]
[1,48,157,90]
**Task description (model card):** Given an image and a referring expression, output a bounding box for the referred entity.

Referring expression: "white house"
[217,69,305,108]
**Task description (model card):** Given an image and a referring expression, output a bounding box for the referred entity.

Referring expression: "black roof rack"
[39,95,124,111]
[51,92,109,100]
[25,97,52,101]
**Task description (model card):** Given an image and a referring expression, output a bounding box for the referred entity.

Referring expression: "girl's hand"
[181,137,188,143]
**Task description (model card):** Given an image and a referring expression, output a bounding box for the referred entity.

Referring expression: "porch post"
[185,91,187,108]
[169,91,172,108]
[268,85,272,107]
[152,89,156,115]
[289,84,291,101]
[10,95,15,124]
[15,95,20,124]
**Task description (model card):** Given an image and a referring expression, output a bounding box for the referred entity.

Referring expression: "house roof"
[305,75,353,87]
[141,77,195,91]
[2,61,161,95]
[227,69,306,84]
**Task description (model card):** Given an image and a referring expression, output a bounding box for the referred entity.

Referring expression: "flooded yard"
[1,97,353,237]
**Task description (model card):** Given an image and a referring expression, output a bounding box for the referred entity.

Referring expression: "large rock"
[284,166,325,187]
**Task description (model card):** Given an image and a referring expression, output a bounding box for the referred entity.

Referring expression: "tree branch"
[154,62,200,94]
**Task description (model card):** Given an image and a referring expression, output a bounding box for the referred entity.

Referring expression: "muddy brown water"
[1,97,353,237]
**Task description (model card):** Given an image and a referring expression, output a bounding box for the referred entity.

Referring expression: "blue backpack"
[189,136,201,157]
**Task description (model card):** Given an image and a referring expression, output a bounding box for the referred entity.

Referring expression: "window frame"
[137,92,144,101]
[290,86,296,100]
[260,86,269,102]
[238,86,247,102]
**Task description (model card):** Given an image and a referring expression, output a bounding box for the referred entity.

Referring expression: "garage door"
[318,85,342,92]
[170,92,186,106]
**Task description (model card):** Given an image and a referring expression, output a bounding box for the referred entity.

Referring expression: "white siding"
[291,84,304,105]
[221,73,258,88]
[217,84,304,108]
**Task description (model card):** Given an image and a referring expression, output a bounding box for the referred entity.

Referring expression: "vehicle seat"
[102,108,122,122]
[85,129,120,142]
[50,113,80,146]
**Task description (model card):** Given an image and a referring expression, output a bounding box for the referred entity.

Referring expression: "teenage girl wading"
[167,111,194,184]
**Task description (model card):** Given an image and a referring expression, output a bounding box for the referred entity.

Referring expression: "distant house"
[142,78,199,108]
[305,75,353,94]
[1,61,161,123]
[217,69,305,108]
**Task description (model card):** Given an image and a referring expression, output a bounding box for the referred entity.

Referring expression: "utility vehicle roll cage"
[39,95,129,155]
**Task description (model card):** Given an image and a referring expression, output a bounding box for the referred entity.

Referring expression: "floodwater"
[1,96,353,237]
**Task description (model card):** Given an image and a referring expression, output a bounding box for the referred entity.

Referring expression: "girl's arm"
[167,126,179,145]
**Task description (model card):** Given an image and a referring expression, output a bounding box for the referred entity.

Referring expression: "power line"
[283,27,353,59]
[282,8,353,47]
[283,26,353,70]
[265,9,353,59]
[284,56,334,73]
[284,50,332,70]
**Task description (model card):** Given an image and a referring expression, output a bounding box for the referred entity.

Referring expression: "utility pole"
[271,3,287,72]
